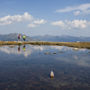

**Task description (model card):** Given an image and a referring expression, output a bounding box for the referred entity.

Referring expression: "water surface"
[0,45,90,90]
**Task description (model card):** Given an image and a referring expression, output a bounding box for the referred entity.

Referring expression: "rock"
[50,71,54,78]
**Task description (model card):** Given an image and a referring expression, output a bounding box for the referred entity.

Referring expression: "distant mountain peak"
[0,33,90,42]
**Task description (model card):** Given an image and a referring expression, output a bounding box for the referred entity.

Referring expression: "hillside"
[0,33,90,42]
[0,33,33,41]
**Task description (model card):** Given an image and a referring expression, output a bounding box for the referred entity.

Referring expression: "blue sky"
[0,0,90,37]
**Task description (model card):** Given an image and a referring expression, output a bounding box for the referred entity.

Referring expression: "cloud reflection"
[0,45,46,58]
[0,45,89,68]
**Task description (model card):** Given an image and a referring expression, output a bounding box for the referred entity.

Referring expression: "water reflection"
[0,45,32,58]
[18,45,26,52]
[0,45,89,67]
[0,45,90,89]
[0,45,89,57]
[22,45,26,51]
[18,45,20,52]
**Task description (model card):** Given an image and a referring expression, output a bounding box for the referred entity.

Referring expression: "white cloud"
[0,12,33,25]
[52,21,65,27]
[56,3,90,16]
[28,19,47,28]
[51,20,90,29]
[73,11,81,16]
[33,19,46,24]
[0,12,47,28]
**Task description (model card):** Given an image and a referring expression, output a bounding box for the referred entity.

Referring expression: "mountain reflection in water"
[0,45,90,90]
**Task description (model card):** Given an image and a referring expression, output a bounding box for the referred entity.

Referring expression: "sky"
[0,0,90,37]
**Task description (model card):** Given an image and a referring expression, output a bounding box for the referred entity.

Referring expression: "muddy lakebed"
[0,45,90,90]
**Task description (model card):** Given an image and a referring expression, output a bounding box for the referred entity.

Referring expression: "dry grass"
[0,41,90,49]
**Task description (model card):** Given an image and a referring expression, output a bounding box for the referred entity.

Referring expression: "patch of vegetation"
[0,41,90,49]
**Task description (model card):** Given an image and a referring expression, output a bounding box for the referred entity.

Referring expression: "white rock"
[50,71,54,78]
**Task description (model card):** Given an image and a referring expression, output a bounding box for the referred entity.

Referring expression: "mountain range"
[0,33,90,42]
